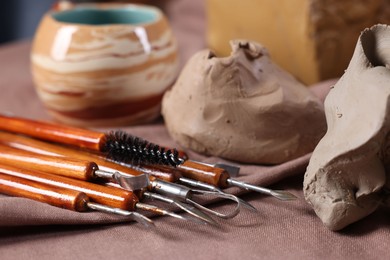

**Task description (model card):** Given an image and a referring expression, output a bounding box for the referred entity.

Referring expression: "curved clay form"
[304,24,390,231]
[162,40,326,164]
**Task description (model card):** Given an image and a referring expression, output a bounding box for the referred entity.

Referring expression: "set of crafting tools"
[0,114,296,227]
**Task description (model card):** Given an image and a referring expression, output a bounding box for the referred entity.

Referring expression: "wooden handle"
[131,164,181,183]
[0,131,229,187]
[0,131,142,176]
[0,172,89,211]
[0,132,181,182]
[0,144,97,181]
[0,114,105,151]
[0,163,138,211]
[178,160,230,188]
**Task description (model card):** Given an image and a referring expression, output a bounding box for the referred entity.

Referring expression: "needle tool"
[0,172,154,227]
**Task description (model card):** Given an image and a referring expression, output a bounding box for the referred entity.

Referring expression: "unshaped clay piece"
[304,24,390,231]
[162,40,326,164]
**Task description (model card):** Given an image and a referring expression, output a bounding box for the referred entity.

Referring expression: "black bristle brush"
[0,114,185,167]
[102,131,184,166]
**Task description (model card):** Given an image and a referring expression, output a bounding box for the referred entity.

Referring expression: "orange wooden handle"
[178,161,230,188]
[0,144,97,181]
[0,131,142,175]
[0,163,138,211]
[130,164,181,183]
[0,131,228,187]
[0,114,189,159]
[0,131,184,184]
[0,114,105,151]
[0,172,89,211]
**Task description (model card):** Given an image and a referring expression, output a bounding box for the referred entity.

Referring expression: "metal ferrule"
[143,191,175,204]
[179,177,221,192]
[151,179,191,200]
[94,169,149,191]
[94,169,114,179]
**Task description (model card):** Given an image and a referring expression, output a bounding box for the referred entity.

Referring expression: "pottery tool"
[0,114,296,200]
[0,144,149,191]
[0,114,182,166]
[0,163,189,222]
[176,164,298,201]
[0,172,154,227]
[0,114,237,173]
[0,131,244,220]
[0,139,220,224]
[103,131,240,175]
[102,134,295,201]
[129,164,257,211]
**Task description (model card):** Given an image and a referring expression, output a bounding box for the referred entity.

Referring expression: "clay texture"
[304,24,390,231]
[162,40,326,164]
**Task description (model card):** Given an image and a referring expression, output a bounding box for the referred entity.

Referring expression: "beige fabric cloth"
[0,1,389,259]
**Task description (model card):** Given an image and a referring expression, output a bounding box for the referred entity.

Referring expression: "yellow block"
[206,0,389,85]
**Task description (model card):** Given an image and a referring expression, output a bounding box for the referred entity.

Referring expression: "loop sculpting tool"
[0,139,216,224]
[0,144,149,191]
[0,163,189,222]
[0,172,154,227]
[0,114,295,200]
[0,132,243,222]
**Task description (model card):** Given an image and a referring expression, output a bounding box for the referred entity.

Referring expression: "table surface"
[1,1,390,259]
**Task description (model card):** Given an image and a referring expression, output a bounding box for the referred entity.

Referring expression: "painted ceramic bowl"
[31,3,179,126]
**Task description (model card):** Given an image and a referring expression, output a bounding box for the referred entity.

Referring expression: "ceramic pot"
[31,3,179,126]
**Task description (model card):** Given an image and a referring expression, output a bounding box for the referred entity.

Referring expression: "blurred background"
[0,0,154,45]
[2,0,388,84]
[0,0,54,44]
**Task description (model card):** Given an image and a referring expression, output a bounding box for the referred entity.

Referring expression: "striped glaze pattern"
[31,4,179,126]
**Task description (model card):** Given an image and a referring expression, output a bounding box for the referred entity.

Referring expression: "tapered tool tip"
[132,212,156,228]
[237,198,258,212]
[173,200,218,225]
[270,190,298,201]
[87,202,155,228]
[227,178,297,202]
[136,202,206,223]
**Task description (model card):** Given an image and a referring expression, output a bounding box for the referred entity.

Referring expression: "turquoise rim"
[52,6,158,25]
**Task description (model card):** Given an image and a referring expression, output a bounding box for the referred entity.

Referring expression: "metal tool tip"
[163,211,200,223]
[238,198,258,212]
[136,202,202,223]
[132,212,156,228]
[155,208,187,221]
[87,202,155,228]
[227,178,297,202]
[270,190,298,201]
[173,200,218,225]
